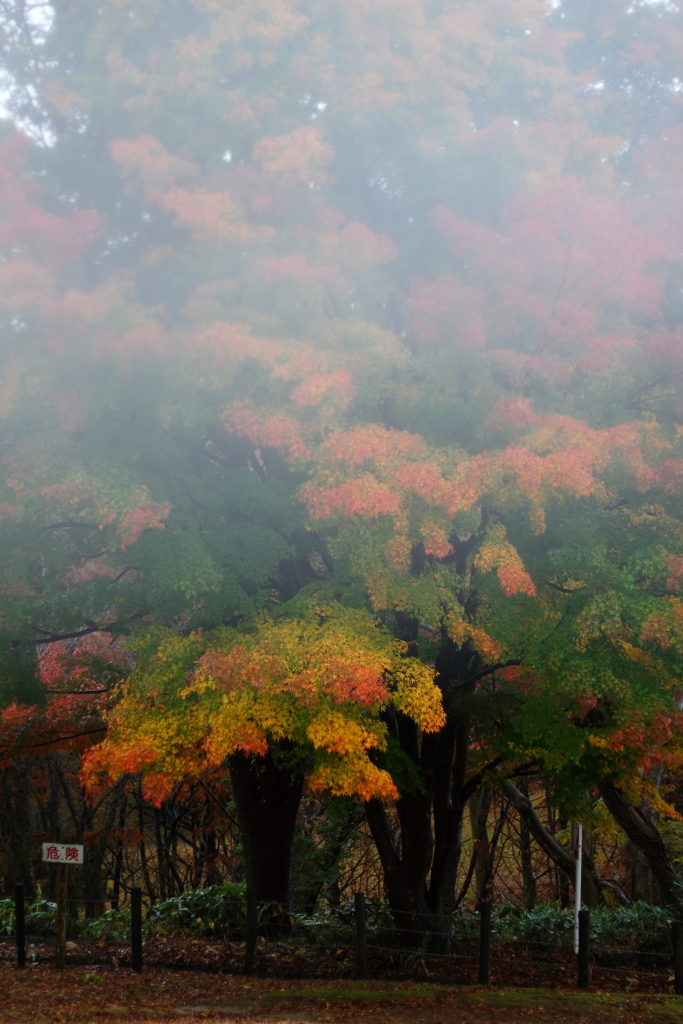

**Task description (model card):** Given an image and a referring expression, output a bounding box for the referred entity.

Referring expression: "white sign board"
[42,843,84,865]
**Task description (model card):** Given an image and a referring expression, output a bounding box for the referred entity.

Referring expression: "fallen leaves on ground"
[0,936,674,993]
[3,958,683,1024]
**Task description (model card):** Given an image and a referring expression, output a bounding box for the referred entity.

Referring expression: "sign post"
[42,843,84,969]
[572,823,583,955]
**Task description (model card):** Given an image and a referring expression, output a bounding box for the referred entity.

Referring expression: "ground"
[4,970,683,1024]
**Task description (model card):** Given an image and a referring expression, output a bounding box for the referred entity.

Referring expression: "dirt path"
[4,967,683,1024]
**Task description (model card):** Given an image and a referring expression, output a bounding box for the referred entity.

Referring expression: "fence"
[7,884,683,995]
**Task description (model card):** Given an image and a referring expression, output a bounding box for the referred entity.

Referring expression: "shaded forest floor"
[0,936,675,990]
[4,968,683,1024]
[2,938,682,1024]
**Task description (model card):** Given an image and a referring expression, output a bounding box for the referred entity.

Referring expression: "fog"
[1,0,683,935]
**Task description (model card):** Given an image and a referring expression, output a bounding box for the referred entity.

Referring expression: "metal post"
[577,908,590,989]
[479,902,492,984]
[355,892,367,980]
[573,822,583,954]
[244,889,257,975]
[15,883,25,969]
[131,887,143,972]
[673,921,683,997]
[55,864,68,969]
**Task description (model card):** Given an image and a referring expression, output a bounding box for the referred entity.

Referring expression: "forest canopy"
[0,0,682,934]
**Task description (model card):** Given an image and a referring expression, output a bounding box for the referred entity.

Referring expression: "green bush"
[144,882,246,938]
[450,901,674,950]
[0,895,58,937]
[2,886,673,950]
[79,906,131,944]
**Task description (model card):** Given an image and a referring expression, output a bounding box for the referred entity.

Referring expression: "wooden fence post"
[244,890,257,975]
[577,908,590,989]
[673,921,683,997]
[478,902,492,985]
[355,892,367,980]
[55,864,67,969]
[15,883,25,969]
[131,887,143,973]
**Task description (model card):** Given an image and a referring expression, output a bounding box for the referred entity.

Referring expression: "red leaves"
[291,368,356,409]
[0,132,102,269]
[117,500,171,549]
[318,660,389,707]
[110,134,199,195]
[223,402,311,461]
[423,178,682,371]
[303,476,401,520]
[0,638,127,767]
[665,556,683,592]
[323,425,426,468]
[474,524,536,598]
[253,126,335,187]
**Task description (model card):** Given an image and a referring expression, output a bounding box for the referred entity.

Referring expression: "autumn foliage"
[1,0,683,918]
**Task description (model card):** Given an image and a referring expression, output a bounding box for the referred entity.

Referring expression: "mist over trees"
[1,0,683,941]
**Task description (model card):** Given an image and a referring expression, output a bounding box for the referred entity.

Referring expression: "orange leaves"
[307,755,398,802]
[222,401,311,462]
[158,186,272,246]
[487,400,672,503]
[0,132,102,270]
[290,368,356,409]
[474,524,536,598]
[0,637,128,768]
[320,221,398,266]
[641,598,683,655]
[110,135,199,196]
[110,136,273,247]
[323,425,426,468]
[117,500,171,549]
[420,519,452,559]
[253,126,335,187]
[85,606,444,803]
[426,178,681,371]
[321,660,389,706]
[194,321,282,368]
[307,711,382,756]
[303,476,401,520]
[446,615,505,662]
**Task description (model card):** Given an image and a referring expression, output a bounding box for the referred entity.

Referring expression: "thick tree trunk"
[599,782,682,911]
[229,746,303,930]
[498,776,603,908]
[365,791,434,946]
[365,633,489,950]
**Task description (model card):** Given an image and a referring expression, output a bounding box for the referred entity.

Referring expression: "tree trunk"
[469,787,492,906]
[111,790,127,910]
[498,776,603,908]
[364,634,490,950]
[599,782,682,911]
[518,780,536,910]
[364,791,433,946]
[229,746,303,930]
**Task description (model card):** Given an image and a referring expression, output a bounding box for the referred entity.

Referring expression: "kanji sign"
[42,843,84,865]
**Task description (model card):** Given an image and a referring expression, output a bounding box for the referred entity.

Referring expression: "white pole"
[573,822,583,954]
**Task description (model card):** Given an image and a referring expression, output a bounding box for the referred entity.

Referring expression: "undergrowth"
[0,886,676,950]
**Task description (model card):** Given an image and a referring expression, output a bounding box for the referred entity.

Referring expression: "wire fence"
[4,887,683,995]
